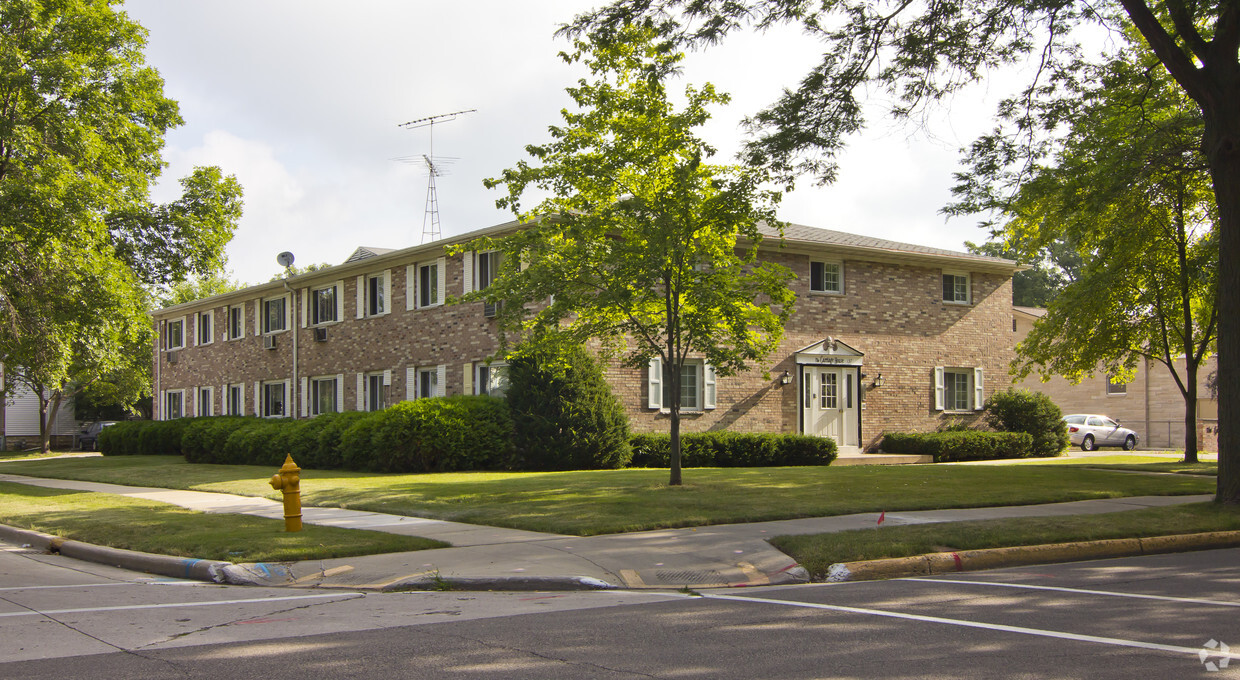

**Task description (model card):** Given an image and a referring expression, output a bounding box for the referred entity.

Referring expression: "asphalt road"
[2,540,1238,678]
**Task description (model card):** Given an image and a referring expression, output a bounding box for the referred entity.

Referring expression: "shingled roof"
[762,222,1015,267]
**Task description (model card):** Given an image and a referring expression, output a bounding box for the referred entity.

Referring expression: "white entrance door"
[803,368,857,446]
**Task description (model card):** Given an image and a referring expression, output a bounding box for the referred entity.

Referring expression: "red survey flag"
[877,511,885,525]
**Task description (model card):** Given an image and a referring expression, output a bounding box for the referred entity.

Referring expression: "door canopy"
[795,337,864,366]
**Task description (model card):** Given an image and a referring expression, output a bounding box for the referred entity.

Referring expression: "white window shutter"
[334,374,343,412]
[190,386,197,416]
[405,265,416,311]
[383,369,391,386]
[300,288,308,328]
[648,357,663,410]
[933,366,945,411]
[254,382,260,416]
[240,303,247,339]
[383,271,391,313]
[300,377,309,417]
[158,390,165,420]
[406,366,416,401]
[974,367,985,410]
[254,302,261,336]
[221,384,227,413]
[356,373,364,411]
[191,317,198,347]
[463,362,474,395]
[436,364,446,397]
[436,257,446,304]
[462,251,474,294]
[704,363,717,409]
[355,276,364,318]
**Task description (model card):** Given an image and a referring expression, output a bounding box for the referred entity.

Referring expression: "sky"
[124,0,1012,285]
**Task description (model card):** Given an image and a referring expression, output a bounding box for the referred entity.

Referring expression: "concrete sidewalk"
[0,472,1215,590]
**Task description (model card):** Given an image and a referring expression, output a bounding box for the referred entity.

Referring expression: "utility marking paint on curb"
[901,578,1240,608]
[700,593,1240,661]
[0,593,363,618]
[619,569,646,588]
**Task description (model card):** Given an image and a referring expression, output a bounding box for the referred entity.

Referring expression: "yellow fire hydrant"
[269,454,303,532]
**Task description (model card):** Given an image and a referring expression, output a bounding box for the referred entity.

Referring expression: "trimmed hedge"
[101,419,191,456]
[882,431,1034,462]
[629,432,837,468]
[340,396,515,473]
[983,388,1070,458]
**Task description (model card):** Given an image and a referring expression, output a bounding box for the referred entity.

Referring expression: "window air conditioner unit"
[166,350,178,364]
[483,301,502,318]
[314,327,328,342]
[263,335,277,350]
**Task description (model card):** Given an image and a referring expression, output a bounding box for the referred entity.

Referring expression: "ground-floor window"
[311,376,338,416]
[197,386,213,417]
[365,372,386,411]
[165,390,184,420]
[476,363,508,397]
[934,366,983,411]
[647,358,716,411]
[418,368,439,399]
[263,381,287,418]
[227,384,244,416]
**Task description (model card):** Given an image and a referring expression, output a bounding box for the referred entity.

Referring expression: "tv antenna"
[399,109,476,244]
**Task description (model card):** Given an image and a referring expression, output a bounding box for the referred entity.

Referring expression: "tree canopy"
[461,26,795,485]
[0,1,242,449]
[567,0,1240,503]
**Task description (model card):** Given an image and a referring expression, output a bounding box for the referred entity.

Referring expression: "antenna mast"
[399,109,476,244]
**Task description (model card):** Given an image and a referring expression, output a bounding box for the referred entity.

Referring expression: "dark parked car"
[78,421,117,451]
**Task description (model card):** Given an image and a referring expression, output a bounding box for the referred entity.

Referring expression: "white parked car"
[1062,414,1139,451]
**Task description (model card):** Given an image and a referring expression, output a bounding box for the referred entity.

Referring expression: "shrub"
[341,396,516,473]
[182,416,256,463]
[292,411,373,469]
[882,431,1034,462]
[983,389,1070,458]
[218,420,293,467]
[628,432,836,467]
[506,342,632,470]
[99,421,147,456]
[135,419,191,456]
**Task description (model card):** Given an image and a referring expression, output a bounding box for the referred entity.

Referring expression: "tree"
[965,238,1082,308]
[0,1,243,451]
[567,1,1240,504]
[460,26,795,485]
[963,38,1217,462]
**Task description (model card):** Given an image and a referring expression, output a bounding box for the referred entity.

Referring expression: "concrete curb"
[0,523,235,584]
[825,531,1240,582]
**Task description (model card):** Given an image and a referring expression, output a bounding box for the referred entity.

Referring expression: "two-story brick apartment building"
[151,220,1020,452]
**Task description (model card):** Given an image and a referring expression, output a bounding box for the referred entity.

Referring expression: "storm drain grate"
[656,569,726,585]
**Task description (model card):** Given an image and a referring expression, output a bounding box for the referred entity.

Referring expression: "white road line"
[0,581,204,592]
[901,577,1240,608]
[0,593,364,618]
[702,593,1240,661]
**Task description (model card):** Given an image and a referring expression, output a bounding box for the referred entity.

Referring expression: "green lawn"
[0,455,1215,536]
[0,481,446,562]
[771,502,1240,579]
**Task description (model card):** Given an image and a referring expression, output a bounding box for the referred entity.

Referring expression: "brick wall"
[153,240,1015,451]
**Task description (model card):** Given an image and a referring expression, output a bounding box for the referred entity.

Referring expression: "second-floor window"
[367,273,386,316]
[264,297,287,333]
[419,262,439,307]
[197,311,213,345]
[312,285,337,325]
[942,273,971,304]
[166,319,185,350]
[810,260,843,294]
[228,305,244,340]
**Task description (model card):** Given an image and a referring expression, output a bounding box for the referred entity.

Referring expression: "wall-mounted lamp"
[873,373,885,388]
[779,370,792,385]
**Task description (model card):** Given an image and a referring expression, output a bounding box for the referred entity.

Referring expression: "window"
[367,274,386,315]
[477,251,502,290]
[164,390,184,420]
[166,318,185,350]
[476,363,508,397]
[263,296,287,333]
[227,384,244,416]
[942,272,971,304]
[197,312,213,346]
[1106,375,1128,395]
[312,285,338,325]
[263,381,287,417]
[228,305,245,340]
[647,358,717,411]
[418,368,439,399]
[310,377,338,416]
[809,260,843,294]
[197,386,213,417]
[934,366,984,411]
[365,373,386,411]
[419,262,439,307]
[1064,415,1086,425]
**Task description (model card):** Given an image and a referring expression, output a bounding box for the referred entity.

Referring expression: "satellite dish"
[276,251,295,268]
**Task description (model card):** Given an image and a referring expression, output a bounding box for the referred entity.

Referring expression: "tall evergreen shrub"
[506,342,632,470]
[983,388,1070,457]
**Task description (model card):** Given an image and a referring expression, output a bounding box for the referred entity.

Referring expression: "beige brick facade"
[152,222,1019,452]
[1012,307,1218,451]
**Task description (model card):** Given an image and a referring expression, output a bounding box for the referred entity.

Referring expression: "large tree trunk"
[38,391,61,455]
[1206,114,1240,504]
[1183,361,1199,464]
[668,358,683,486]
